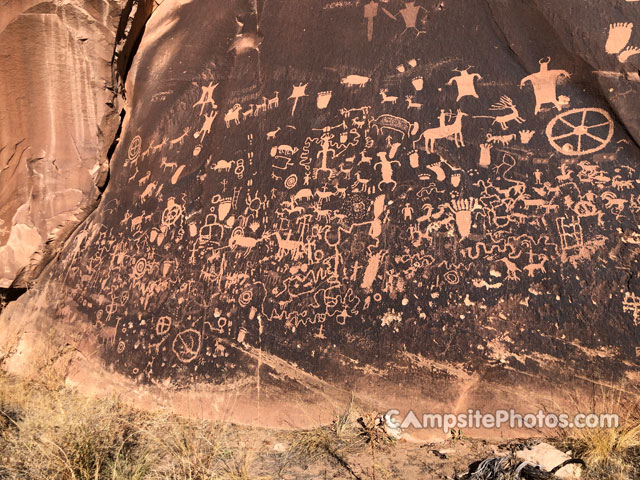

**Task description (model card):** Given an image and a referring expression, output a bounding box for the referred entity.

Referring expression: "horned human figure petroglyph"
[520,57,570,114]
[397,1,426,35]
[446,67,482,101]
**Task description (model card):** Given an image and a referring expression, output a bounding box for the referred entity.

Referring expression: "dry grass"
[0,374,146,479]
[0,370,393,480]
[554,383,640,480]
[283,399,395,479]
[0,372,268,480]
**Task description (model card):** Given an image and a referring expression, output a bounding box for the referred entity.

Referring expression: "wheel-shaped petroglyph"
[162,199,184,227]
[546,108,613,156]
[156,316,172,336]
[172,329,201,363]
[128,135,142,162]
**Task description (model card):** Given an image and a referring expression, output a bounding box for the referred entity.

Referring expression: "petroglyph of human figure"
[363,0,395,41]
[446,67,482,101]
[194,111,218,139]
[316,134,337,177]
[193,82,219,114]
[364,0,379,42]
[438,109,450,127]
[398,1,425,34]
[534,169,543,184]
[520,57,570,114]
[383,1,426,36]
[402,203,414,220]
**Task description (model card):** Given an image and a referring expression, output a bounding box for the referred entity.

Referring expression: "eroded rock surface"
[0,0,128,287]
[2,0,640,428]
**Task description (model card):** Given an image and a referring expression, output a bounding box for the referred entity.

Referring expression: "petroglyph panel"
[17,0,640,394]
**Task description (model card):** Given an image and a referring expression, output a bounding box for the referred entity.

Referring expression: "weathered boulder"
[2,0,640,431]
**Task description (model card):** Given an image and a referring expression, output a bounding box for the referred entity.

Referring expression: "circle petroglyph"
[172,329,201,363]
[128,135,142,162]
[162,202,184,227]
[156,316,172,336]
[238,289,253,307]
[546,108,613,156]
[284,174,298,189]
[133,258,147,279]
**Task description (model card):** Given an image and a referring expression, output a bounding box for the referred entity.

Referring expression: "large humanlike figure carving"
[520,58,570,114]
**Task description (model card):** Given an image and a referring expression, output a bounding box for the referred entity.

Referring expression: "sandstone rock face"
[0,0,126,287]
[2,0,640,430]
